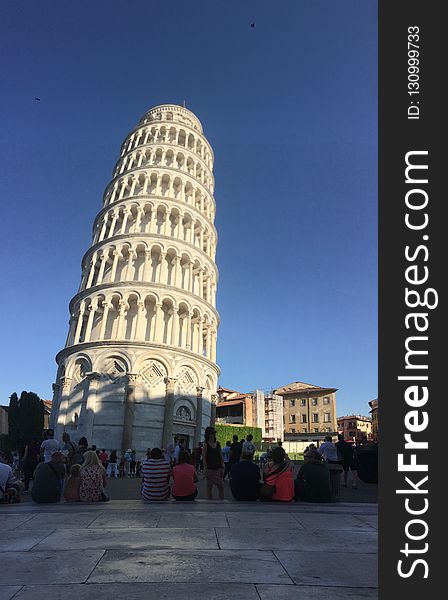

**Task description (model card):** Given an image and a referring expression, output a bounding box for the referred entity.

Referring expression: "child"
[63,464,81,502]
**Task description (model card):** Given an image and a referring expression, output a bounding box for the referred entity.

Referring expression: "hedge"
[214,424,262,446]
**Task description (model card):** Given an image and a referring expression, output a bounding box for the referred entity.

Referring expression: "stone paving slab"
[0,550,105,585]
[226,512,304,529]
[256,584,378,599]
[0,531,52,552]
[33,528,219,551]
[216,527,377,552]
[0,514,34,530]
[293,513,375,531]
[88,549,293,584]
[12,583,261,600]
[16,512,100,529]
[87,512,159,528]
[274,551,378,588]
[0,587,23,600]
[356,515,378,529]
[156,511,228,528]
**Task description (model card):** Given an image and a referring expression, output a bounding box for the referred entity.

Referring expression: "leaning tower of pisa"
[50,104,219,453]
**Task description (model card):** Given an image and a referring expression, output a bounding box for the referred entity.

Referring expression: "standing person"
[171,451,198,501]
[203,427,224,500]
[173,438,183,464]
[107,450,118,478]
[242,434,255,457]
[61,432,78,469]
[229,434,242,467]
[22,436,41,493]
[40,429,61,463]
[129,450,137,477]
[79,450,107,502]
[99,449,109,470]
[165,441,175,465]
[123,449,132,477]
[141,448,171,501]
[261,446,294,502]
[318,436,340,463]
[335,434,359,488]
[222,441,232,482]
[78,437,89,454]
[229,451,261,501]
[194,443,203,472]
[31,451,66,503]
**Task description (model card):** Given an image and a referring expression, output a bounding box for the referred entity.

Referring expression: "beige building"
[337,415,372,442]
[368,398,378,441]
[215,387,284,442]
[0,406,8,436]
[274,381,338,437]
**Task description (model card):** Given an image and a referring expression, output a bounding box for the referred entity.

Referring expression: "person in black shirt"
[335,434,359,488]
[229,434,242,466]
[229,451,261,501]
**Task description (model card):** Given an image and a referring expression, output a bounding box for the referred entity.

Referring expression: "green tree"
[17,391,45,449]
[8,392,20,449]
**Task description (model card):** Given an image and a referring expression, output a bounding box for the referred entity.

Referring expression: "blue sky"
[0,0,377,416]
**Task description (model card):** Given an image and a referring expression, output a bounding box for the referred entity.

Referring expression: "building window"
[326,427,331,432]
[312,413,319,423]
[301,414,307,423]
[291,428,296,433]
[289,415,296,424]
[300,399,306,407]
[314,428,319,433]
[311,398,317,406]
[323,397,330,404]
[290,399,295,407]
[324,413,331,423]
[303,428,308,433]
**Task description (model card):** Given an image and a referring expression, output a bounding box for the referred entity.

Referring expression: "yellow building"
[368,398,378,441]
[337,414,372,442]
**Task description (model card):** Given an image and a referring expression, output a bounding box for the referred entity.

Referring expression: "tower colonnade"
[50,104,220,453]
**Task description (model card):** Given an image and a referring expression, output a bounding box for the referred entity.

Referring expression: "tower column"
[135,301,146,340]
[83,372,101,444]
[162,377,177,450]
[194,386,204,447]
[121,373,141,452]
[170,307,179,346]
[99,301,111,339]
[74,302,86,344]
[96,252,108,285]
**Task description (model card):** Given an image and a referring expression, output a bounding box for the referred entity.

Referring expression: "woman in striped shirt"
[140,447,171,501]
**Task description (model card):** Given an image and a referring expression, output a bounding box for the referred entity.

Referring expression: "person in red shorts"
[171,450,198,501]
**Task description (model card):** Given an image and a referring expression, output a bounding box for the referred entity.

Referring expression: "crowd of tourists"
[0,426,376,505]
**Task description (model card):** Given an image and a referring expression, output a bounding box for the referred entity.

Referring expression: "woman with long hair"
[261,446,294,502]
[171,450,198,501]
[202,426,224,500]
[79,450,107,502]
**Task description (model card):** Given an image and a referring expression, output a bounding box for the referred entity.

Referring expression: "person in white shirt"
[40,429,61,463]
[318,436,340,463]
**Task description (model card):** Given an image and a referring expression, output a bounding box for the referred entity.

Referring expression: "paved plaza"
[0,494,378,600]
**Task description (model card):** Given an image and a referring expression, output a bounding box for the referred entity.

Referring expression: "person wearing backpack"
[31,451,66,503]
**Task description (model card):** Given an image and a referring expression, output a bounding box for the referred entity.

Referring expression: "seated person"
[31,451,66,503]
[262,447,295,502]
[63,463,81,502]
[171,451,198,501]
[295,449,332,503]
[141,447,171,501]
[0,450,22,503]
[229,451,261,501]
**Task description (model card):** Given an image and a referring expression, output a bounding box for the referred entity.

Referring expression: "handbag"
[259,462,289,499]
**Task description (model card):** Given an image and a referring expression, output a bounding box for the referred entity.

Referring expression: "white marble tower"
[50,104,220,453]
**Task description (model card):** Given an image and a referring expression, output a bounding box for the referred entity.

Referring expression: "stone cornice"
[55,340,221,377]
[103,165,216,212]
[69,281,220,323]
[82,231,219,278]
[91,199,218,247]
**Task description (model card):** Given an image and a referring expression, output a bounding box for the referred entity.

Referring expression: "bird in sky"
[250,23,255,28]
[34,97,41,101]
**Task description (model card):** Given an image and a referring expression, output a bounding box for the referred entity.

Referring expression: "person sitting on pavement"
[229,451,261,501]
[171,450,198,501]
[80,450,107,502]
[31,451,66,503]
[262,446,295,502]
[318,436,340,463]
[63,463,81,502]
[141,447,171,501]
[295,449,332,503]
